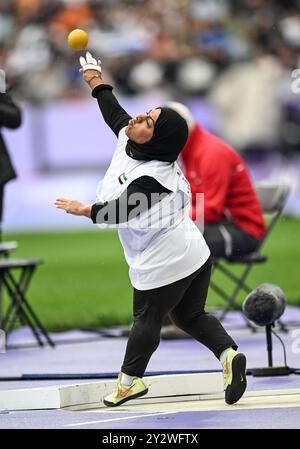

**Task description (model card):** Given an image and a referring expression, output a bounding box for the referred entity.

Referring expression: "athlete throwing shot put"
[55,52,247,407]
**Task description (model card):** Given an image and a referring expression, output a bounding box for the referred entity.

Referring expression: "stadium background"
[1,0,300,330]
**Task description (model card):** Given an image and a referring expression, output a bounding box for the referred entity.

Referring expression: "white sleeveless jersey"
[96,128,210,290]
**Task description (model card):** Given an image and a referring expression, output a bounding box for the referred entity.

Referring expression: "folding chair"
[0,241,18,258]
[210,182,291,326]
[0,258,55,347]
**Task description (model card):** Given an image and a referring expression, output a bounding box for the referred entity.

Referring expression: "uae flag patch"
[118,172,128,185]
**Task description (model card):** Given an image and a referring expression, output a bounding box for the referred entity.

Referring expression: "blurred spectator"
[0,0,299,155]
[210,52,283,155]
[0,91,22,239]
[0,0,298,101]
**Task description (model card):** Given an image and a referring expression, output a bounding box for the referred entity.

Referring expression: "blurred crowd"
[1,0,300,154]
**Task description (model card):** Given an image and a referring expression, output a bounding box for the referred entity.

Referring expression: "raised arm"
[80,52,131,136]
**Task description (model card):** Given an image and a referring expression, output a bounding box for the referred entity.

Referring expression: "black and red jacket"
[181,123,266,240]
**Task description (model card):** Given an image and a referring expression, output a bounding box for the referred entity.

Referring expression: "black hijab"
[126,107,188,163]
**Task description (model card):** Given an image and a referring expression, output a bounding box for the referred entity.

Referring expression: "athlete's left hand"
[55,198,91,218]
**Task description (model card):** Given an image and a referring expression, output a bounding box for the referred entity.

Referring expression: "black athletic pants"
[203,222,259,259]
[121,257,237,378]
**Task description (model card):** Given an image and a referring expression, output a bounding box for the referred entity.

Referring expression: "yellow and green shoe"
[103,375,148,407]
[222,349,247,405]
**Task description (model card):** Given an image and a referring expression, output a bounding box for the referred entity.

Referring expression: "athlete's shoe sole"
[103,388,148,407]
[225,353,247,405]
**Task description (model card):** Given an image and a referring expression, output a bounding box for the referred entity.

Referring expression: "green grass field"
[4,215,300,331]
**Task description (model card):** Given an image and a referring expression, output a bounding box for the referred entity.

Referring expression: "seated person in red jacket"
[166,102,266,259]
[160,102,266,339]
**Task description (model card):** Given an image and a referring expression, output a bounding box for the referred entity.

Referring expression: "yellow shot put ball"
[67,29,89,50]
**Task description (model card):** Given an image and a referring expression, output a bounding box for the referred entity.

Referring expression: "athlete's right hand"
[79,52,103,88]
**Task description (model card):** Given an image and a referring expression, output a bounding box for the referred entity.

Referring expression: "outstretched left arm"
[55,199,92,218]
[55,177,171,224]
